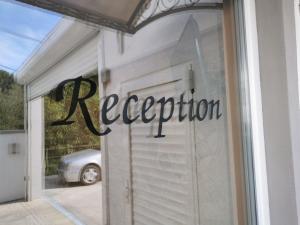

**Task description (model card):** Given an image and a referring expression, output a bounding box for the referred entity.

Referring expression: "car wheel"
[80,164,101,185]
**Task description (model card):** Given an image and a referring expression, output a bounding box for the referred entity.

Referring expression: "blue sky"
[0,0,61,73]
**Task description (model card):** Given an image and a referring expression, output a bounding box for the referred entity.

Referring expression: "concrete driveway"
[45,176,102,225]
[0,199,74,225]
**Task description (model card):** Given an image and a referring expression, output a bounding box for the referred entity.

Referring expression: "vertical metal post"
[232,0,258,224]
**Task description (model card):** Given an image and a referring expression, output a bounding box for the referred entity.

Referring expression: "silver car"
[58,149,101,185]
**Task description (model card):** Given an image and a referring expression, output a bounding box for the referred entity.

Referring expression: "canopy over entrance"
[16,0,222,33]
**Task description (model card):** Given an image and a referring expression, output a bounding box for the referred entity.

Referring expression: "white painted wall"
[294,0,300,107]
[28,97,44,200]
[255,0,300,224]
[282,1,300,224]
[0,132,26,203]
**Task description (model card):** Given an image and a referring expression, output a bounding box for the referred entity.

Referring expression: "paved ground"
[45,176,102,225]
[0,176,102,225]
[0,199,74,225]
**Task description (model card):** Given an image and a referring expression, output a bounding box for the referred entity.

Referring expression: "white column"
[27,97,44,200]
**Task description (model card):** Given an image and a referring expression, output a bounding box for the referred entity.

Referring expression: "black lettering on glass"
[177,93,187,122]
[51,76,110,136]
[51,77,223,138]
[123,95,140,124]
[196,99,208,121]
[208,100,222,120]
[155,97,175,138]
[141,96,156,123]
[102,94,120,125]
[188,98,196,121]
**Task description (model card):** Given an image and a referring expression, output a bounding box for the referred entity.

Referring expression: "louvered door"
[128,81,196,225]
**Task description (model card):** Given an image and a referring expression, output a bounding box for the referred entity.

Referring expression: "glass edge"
[233,0,258,225]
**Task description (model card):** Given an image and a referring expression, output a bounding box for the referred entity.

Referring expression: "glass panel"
[116,10,240,225]
[43,74,102,225]
[171,11,234,225]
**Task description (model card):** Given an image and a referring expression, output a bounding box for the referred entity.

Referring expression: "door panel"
[129,81,196,225]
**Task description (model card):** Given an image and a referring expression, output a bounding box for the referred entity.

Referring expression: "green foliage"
[0,70,24,130]
[44,75,100,176]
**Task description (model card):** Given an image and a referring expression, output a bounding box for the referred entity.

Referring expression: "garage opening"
[43,73,102,225]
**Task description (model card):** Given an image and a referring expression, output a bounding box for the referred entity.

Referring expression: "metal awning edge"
[16,0,223,34]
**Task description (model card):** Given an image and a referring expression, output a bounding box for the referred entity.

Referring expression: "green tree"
[0,70,24,130]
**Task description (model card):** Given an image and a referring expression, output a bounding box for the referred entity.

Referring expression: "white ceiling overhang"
[16,18,99,84]
[16,0,223,33]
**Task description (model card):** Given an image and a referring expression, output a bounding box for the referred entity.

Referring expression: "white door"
[122,64,197,225]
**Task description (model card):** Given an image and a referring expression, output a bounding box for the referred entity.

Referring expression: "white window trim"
[243,1,271,225]
[294,0,300,108]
